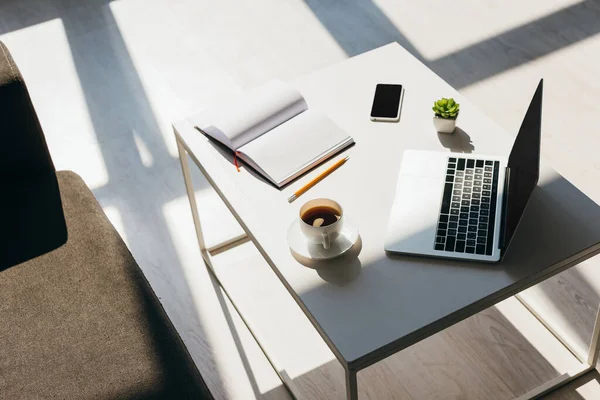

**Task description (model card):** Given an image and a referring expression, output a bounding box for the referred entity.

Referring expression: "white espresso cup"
[299,198,344,249]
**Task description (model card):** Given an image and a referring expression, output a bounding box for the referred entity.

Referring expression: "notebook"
[192,79,354,188]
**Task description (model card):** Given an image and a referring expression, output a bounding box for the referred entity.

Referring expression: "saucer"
[287,220,359,261]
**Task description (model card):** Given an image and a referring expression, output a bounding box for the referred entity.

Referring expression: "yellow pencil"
[287,156,349,203]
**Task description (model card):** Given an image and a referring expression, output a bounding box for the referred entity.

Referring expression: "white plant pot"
[433,116,457,134]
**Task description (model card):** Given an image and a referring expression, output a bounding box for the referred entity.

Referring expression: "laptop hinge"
[499,166,511,251]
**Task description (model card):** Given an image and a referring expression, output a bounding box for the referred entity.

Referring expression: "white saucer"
[287,220,359,261]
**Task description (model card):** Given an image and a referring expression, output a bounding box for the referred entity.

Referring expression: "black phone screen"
[370,84,403,118]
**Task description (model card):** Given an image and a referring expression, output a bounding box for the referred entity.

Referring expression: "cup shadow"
[290,235,363,286]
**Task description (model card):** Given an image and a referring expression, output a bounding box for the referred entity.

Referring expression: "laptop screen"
[502,80,543,252]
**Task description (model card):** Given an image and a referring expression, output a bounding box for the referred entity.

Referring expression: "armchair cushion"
[0,171,212,399]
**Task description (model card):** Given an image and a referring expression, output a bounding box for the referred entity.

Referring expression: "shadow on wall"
[303,0,600,89]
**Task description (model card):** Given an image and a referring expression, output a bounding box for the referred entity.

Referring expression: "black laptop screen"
[503,80,543,251]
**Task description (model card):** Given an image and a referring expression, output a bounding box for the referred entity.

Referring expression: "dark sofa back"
[0,42,67,268]
[0,41,55,181]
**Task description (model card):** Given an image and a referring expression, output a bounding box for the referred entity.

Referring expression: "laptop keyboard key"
[477,237,486,244]
[445,236,456,251]
[476,244,486,254]
[467,159,475,168]
[435,243,444,250]
[451,209,460,214]
[468,226,477,232]
[458,226,467,233]
[450,215,459,222]
[466,246,475,254]
[457,158,465,170]
[467,239,476,246]
[458,220,467,227]
[467,232,476,239]
[476,160,484,167]
[458,233,466,240]
[448,229,457,236]
[455,240,465,252]
[449,222,458,228]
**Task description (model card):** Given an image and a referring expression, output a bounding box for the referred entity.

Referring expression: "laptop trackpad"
[385,174,443,254]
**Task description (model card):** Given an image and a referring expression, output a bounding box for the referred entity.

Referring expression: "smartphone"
[370,84,404,122]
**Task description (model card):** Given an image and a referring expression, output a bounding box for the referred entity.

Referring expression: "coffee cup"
[299,198,343,249]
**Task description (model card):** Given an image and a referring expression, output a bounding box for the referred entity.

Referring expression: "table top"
[174,43,600,370]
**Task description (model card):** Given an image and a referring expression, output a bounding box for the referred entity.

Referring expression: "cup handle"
[322,232,331,249]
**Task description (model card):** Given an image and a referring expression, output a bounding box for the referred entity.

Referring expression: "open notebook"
[192,80,354,188]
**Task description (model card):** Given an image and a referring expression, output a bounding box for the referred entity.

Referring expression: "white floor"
[3,0,600,398]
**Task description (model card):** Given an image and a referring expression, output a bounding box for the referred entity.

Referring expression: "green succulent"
[432,97,460,119]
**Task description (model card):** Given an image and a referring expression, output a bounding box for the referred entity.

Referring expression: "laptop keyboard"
[434,158,500,255]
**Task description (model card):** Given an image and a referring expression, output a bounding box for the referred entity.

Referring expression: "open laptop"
[385,80,543,262]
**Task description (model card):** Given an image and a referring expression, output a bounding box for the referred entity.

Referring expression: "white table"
[173,43,600,400]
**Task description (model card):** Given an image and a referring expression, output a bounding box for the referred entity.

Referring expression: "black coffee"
[301,206,340,227]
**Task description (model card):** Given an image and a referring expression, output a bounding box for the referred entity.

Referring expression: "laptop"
[385,80,543,262]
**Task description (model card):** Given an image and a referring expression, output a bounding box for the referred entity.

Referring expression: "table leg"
[587,300,600,367]
[345,368,358,400]
[176,135,211,266]
[514,299,600,399]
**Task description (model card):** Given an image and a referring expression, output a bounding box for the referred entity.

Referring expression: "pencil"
[287,156,349,203]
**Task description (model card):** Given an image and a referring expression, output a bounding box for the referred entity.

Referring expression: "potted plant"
[432,97,460,133]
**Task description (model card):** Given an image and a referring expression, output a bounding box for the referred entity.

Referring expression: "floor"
[2,0,600,398]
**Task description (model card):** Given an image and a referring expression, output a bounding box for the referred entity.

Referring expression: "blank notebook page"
[238,109,350,185]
